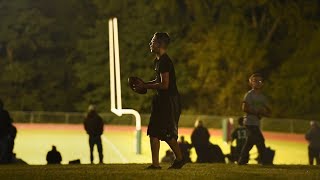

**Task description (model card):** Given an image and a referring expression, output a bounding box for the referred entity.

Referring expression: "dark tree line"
[0,0,319,119]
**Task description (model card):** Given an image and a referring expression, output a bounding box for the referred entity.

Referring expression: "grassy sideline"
[0,164,319,180]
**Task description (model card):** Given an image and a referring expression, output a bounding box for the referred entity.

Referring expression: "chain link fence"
[10,111,312,134]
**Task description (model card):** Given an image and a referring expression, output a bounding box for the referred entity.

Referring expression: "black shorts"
[147,95,181,141]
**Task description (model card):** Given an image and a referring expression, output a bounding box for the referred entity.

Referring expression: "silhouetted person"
[161,150,175,163]
[84,105,104,164]
[191,119,210,163]
[178,136,192,163]
[0,99,13,164]
[207,143,225,163]
[305,121,320,165]
[238,73,271,165]
[46,145,62,164]
[229,117,248,163]
[8,124,17,162]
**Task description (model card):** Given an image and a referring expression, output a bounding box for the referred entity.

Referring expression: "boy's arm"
[305,131,311,141]
[258,103,271,117]
[231,129,237,141]
[137,72,169,90]
[243,102,271,117]
[145,79,157,84]
[242,102,259,116]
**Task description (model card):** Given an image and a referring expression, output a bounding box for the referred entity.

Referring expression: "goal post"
[108,17,142,154]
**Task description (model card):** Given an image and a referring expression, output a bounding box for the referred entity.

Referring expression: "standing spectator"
[0,99,13,164]
[305,121,320,165]
[46,145,62,164]
[84,104,104,164]
[238,73,271,165]
[178,136,193,163]
[191,119,210,163]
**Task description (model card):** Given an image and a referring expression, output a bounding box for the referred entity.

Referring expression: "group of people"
[136,32,274,168]
[46,104,105,165]
[126,32,320,168]
[0,98,104,165]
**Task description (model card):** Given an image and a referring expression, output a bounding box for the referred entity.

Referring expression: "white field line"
[102,135,129,163]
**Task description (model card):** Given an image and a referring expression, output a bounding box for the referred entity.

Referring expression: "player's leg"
[238,126,255,165]
[167,137,186,169]
[255,128,266,164]
[89,136,94,164]
[166,138,183,161]
[150,136,160,167]
[308,146,317,165]
[316,149,320,165]
[97,136,103,163]
[167,96,185,168]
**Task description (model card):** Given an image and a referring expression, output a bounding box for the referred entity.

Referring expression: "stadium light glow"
[108,17,142,154]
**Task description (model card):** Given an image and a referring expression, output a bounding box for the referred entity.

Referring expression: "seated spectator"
[191,119,210,163]
[207,143,225,163]
[161,150,175,163]
[8,124,17,162]
[0,98,13,164]
[178,136,193,163]
[46,145,62,164]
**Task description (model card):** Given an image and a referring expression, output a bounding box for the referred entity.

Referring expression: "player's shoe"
[145,164,162,170]
[168,159,186,169]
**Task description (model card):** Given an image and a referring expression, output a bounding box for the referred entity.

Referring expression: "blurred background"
[0,0,319,120]
[1,0,320,165]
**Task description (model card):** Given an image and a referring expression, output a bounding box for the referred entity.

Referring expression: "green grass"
[14,128,308,165]
[0,164,320,180]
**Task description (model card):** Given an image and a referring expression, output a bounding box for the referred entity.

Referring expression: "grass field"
[1,164,320,179]
[1,124,318,179]
[12,124,308,165]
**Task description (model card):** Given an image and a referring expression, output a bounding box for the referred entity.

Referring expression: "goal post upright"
[108,17,142,154]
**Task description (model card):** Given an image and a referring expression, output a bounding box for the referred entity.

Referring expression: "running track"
[14,123,307,144]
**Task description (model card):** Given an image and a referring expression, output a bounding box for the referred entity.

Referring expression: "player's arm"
[138,72,169,90]
[258,103,271,117]
[305,132,311,141]
[231,130,237,142]
[145,78,158,84]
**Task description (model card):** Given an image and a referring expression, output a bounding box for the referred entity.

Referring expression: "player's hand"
[258,107,270,117]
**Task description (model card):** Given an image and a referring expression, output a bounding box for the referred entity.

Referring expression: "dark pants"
[89,135,103,163]
[238,125,266,164]
[194,145,209,163]
[308,146,320,165]
[228,146,249,163]
[0,135,9,164]
[7,135,15,162]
